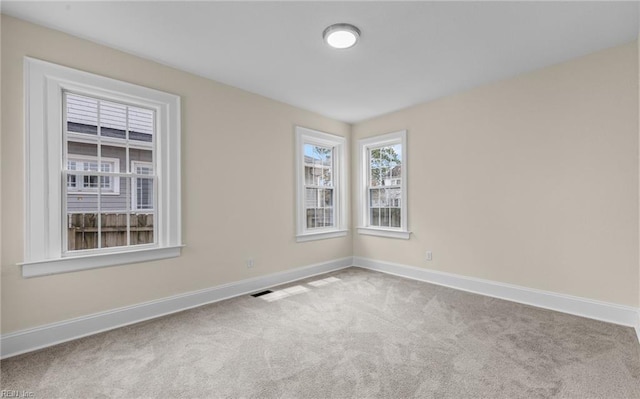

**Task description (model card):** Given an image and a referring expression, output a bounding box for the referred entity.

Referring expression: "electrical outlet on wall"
[246,258,254,268]
[426,251,432,261]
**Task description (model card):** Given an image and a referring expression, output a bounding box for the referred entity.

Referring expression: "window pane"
[135,164,153,175]
[68,141,97,158]
[100,100,127,140]
[312,166,323,186]
[100,143,123,172]
[67,212,99,251]
[130,213,154,245]
[370,188,382,207]
[67,143,97,194]
[322,166,332,187]
[323,188,333,207]
[305,188,318,210]
[100,213,128,248]
[136,177,154,210]
[370,167,383,187]
[129,148,153,165]
[318,208,326,228]
[98,180,130,248]
[390,208,401,228]
[67,175,77,189]
[306,208,316,229]
[304,164,314,185]
[387,187,401,208]
[84,175,98,188]
[99,176,110,190]
[66,93,98,135]
[322,149,333,186]
[379,208,390,227]
[325,208,334,227]
[128,106,154,142]
[370,208,380,227]
[392,144,402,164]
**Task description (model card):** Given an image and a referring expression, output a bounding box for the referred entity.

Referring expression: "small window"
[295,127,348,242]
[132,161,154,210]
[358,130,410,239]
[66,156,120,194]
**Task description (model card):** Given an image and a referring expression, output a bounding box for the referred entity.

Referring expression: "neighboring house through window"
[67,156,120,194]
[357,130,410,239]
[22,58,182,277]
[132,161,154,210]
[295,126,348,242]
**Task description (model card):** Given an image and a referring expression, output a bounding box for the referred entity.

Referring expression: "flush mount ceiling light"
[323,23,361,49]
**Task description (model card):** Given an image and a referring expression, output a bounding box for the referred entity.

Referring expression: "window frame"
[295,126,348,242]
[22,57,182,277]
[357,130,410,240]
[131,160,155,211]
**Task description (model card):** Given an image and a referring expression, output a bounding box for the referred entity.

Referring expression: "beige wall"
[2,15,639,336]
[0,16,352,333]
[352,42,640,307]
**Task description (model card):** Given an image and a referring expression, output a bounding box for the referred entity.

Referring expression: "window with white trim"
[22,57,182,277]
[357,130,410,239]
[295,126,348,242]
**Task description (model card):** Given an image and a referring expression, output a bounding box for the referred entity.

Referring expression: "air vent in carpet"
[251,290,273,297]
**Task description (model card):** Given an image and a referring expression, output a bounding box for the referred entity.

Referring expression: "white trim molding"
[19,245,183,278]
[353,257,640,333]
[1,257,353,359]
[357,227,411,240]
[296,230,348,242]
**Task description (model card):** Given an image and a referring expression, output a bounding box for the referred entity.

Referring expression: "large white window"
[22,58,182,277]
[357,130,410,239]
[295,126,348,242]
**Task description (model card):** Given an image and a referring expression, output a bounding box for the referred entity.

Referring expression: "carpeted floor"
[2,267,639,398]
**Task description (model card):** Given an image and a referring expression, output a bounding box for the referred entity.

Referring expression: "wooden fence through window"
[67,213,154,250]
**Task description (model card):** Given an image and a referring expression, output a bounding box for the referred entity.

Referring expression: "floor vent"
[251,290,273,298]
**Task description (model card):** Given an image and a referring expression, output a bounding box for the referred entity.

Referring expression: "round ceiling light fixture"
[323,23,361,49]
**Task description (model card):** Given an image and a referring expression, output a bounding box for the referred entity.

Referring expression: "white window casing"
[357,130,410,240]
[22,57,182,277]
[295,126,348,242]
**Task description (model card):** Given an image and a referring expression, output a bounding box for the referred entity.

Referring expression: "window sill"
[296,230,348,243]
[357,227,411,240]
[19,245,184,278]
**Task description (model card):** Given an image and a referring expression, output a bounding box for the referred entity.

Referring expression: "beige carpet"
[2,267,639,398]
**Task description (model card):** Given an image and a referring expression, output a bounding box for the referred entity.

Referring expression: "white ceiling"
[2,1,638,123]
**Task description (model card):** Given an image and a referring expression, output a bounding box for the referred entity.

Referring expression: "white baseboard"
[0,257,353,359]
[353,257,640,338]
[4,256,638,359]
